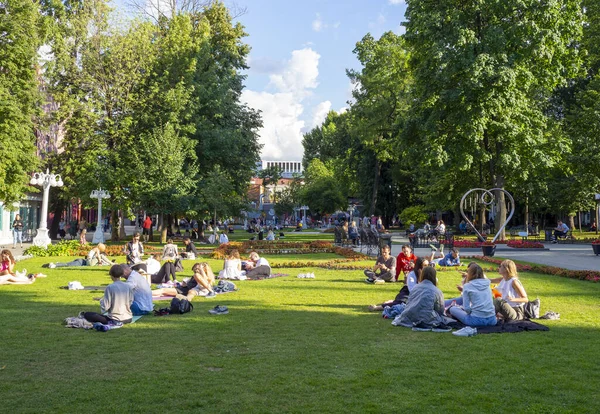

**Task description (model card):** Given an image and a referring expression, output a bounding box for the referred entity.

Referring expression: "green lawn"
[2,253,599,413]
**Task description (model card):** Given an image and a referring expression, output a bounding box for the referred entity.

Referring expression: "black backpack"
[170,298,193,314]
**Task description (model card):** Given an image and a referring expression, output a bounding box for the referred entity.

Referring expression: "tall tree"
[0,0,41,203]
[405,0,583,238]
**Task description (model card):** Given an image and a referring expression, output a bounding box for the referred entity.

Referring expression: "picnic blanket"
[448,319,549,334]
[247,273,289,281]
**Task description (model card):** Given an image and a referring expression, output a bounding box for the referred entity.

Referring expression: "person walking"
[12,214,24,248]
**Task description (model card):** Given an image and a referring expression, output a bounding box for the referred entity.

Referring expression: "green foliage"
[399,205,428,225]
[24,240,81,257]
[0,0,40,203]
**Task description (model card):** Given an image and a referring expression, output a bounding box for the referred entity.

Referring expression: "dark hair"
[413,257,427,280]
[133,232,140,238]
[109,264,125,278]
[184,237,191,242]
[419,266,437,285]
[450,247,459,255]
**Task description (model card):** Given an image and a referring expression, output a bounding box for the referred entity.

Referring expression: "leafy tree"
[258,165,282,203]
[0,0,41,204]
[300,159,346,217]
[405,0,584,238]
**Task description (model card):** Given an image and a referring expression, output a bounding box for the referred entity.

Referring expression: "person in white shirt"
[245,251,271,278]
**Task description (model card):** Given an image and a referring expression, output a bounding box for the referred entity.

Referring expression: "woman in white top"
[265,229,275,241]
[218,249,245,280]
[489,259,528,320]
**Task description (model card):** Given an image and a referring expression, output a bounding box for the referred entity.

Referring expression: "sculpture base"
[92,229,105,244]
[32,228,52,248]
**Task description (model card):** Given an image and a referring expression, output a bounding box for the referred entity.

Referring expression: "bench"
[557,230,575,244]
[409,231,454,250]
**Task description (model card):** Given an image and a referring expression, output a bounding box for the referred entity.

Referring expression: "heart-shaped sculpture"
[459,188,515,243]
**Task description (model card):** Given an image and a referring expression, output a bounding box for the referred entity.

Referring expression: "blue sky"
[236,0,407,160]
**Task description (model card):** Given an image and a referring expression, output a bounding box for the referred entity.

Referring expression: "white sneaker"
[16,269,27,278]
[49,263,56,269]
[374,279,385,284]
[452,327,477,337]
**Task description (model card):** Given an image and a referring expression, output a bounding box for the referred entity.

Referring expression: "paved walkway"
[387,235,600,271]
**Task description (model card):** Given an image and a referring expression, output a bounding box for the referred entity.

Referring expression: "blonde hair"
[227,249,240,260]
[97,243,106,253]
[501,259,518,279]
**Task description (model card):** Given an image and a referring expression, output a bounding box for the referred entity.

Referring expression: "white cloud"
[311,101,332,128]
[338,107,348,114]
[312,13,324,32]
[243,48,323,161]
[388,0,405,4]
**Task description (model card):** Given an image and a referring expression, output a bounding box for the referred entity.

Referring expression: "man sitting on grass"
[244,251,271,278]
[82,265,133,326]
[365,245,396,284]
[121,265,153,316]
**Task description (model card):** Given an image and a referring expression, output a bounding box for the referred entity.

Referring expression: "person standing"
[142,216,152,242]
[12,214,24,248]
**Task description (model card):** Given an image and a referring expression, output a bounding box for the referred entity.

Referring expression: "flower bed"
[506,240,544,249]
[453,239,507,248]
[468,255,600,283]
[24,240,162,257]
[211,241,369,260]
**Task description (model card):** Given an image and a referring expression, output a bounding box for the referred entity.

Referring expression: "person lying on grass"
[392,266,447,329]
[244,251,271,279]
[428,247,461,267]
[368,257,429,311]
[82,264,133,325]
[120,265,153,316]
[43,243,112,268]
[0,250,45,285]
[152,262,216,300]
[364,245,396,284]
[446,263,497,327]
[489,259,528,321]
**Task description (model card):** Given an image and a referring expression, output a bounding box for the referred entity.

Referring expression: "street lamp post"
[300,205,309,227]
[30,169,64,248]
[90,189,111,243]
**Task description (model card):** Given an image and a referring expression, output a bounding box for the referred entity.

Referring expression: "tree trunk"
[111,210,120,241]
[524,197,529,234]
[160,213,167,244]
[568,214,575,234]
[119,210,126,239]
[369,158,381,216]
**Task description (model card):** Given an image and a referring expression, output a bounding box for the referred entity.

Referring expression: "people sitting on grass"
[489,259,528,321]
[392,266,449,331]
[244,251,271,279]
[82,265,133,325]
[152,262,216,300]
[124,232,144,265]
[590,221,597,232]
[446,263,497,327]
[121,265,153,316]
[364,245,396,284]
[552,220,569,242]
[160,239,179,283]
[0,249,42,285]
[219,249,246,280]
[1,249,16,276]
[395,244,417,282]
[265,228,275,241]
[429,247,461,267]
[181,237,198,259]
[368,257,429,312]
[45,243,112,268]
[219,232,229,244]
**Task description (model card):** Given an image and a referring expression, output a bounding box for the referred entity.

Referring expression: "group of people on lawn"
[365,244,528,329]
[26,234,272,326]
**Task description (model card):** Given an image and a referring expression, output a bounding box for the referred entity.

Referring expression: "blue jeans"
[56,259,88,267]
[449,306,497,326]
[444,296,463,307]
[131,301,151,316]
[13,230,22,246]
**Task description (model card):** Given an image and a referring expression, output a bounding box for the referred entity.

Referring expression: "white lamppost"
[90,189,111,243]
[30,169,64,248]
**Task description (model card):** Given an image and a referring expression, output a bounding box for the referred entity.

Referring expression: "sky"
[234,0,407,161]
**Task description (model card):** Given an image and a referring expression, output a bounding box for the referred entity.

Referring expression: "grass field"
[2,252,599,413]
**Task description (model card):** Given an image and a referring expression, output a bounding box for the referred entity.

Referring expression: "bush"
[399,206,428,226]
[24,240,82,257]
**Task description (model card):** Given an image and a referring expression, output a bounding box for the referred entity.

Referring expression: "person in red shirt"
[395,244,417,282]
[142,216,153,242]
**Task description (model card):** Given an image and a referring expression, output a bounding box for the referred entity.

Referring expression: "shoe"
[208,305,229,315]
[539,311,560,320]
[429,244,437,251]
[452,327,477,337]
[432,324,452,333]
[412,322,432,332]
[365,278,375,284]
[49,263,56,269]
[205,290,216,298]
[93,322,109,332]
[374,279,385,285]
[368,305,378,312]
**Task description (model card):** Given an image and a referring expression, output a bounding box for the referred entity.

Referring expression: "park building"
[256,160,303,179]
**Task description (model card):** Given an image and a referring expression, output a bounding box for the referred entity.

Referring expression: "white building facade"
[257,160,303,178]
